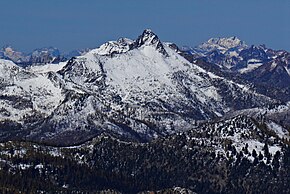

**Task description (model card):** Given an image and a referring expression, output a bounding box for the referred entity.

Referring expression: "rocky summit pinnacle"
[135,29,168,56]
[137,29,159,45]
[93,29,169,57]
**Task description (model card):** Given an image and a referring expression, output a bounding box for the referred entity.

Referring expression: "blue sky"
[0,0,289,52]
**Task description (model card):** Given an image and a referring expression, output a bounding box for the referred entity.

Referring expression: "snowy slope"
[27,61,67,73]
[0,59,64,123]
[35,29,275,144]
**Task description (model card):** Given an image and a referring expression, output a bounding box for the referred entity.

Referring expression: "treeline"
[0,134,289,193]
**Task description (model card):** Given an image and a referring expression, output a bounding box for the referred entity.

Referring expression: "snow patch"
[266,121,290,140]
[239,59,263,74]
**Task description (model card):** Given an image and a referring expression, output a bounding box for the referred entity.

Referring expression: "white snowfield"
[26,61,67,74]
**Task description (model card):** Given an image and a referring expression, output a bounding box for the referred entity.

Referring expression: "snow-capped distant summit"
[0,45,28,63]
[208,36,245,47]
[0,46,65,66]
[27,47,66,65]
[198,36,247,53]
[31,47,61,58]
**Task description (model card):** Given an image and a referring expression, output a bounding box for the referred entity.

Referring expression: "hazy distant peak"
[207,36,246,47]
[197,36,247,53]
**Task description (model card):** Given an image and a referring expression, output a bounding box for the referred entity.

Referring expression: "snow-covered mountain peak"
[136,29,159,45]
[0,46,27,63]
[208,36,245,48]
[135,29,168,56]
[198,36,247,53]
[92,38,134,56]
[3,45,14,53]
[91,29,168,57]
[117,37,134,45]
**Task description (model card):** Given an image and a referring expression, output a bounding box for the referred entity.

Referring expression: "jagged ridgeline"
[0,29,290,193]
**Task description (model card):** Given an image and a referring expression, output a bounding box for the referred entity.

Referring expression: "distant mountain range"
[178,36,290,102]
[0,45,90,66]
[0,29,290,193]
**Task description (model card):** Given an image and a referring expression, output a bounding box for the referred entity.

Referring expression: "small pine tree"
[252,149,257,158]
[272,151,281,170]
[258,152,263,160]
[263,143,270,159]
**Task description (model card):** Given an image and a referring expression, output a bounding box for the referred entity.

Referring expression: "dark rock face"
[239,45,269,62]
[135,29,169,56]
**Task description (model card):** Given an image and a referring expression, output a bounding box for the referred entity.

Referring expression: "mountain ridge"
[0,29,281,145]
[179,36,290,102]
